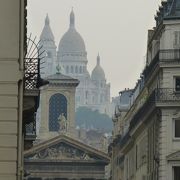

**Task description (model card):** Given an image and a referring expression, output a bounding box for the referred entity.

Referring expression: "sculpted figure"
[58,113,67,133]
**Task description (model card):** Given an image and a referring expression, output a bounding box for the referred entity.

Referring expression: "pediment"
[167,150,180,161]
[24,135,109,163]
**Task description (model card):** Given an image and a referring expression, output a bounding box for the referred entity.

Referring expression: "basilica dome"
[58,10,86,54]
[91,54,106,81]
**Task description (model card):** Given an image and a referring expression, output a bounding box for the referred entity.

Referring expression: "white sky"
[28,0,162,97]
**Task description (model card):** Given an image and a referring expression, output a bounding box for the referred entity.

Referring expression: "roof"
[45,73,79,87]
[24,134,110,164]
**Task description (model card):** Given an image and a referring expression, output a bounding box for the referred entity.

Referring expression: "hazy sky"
[28,0,162,97]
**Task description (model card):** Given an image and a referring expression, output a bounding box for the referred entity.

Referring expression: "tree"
[75,107,113,131]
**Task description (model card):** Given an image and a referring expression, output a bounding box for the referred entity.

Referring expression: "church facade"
[39,10,111,115]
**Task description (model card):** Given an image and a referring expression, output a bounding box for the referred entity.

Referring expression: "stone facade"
[0,0,26,179]
[109,1,180,180]
[24,135,109,180]
[39,10,111,116]
[25,70,109,180]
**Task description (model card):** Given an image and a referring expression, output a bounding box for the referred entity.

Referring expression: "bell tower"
[38,71,79,140]
[39,14,57,77]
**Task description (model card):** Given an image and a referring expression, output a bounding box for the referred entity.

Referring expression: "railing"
[155,88,180,102]
[128,88,180,139]
[24,57,40,90]
[143,49,180,81]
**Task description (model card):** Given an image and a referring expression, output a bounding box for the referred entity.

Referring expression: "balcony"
[143,49,180,82]
[23,37,46,149]
[130,88,180,130]
[120,88,180,149]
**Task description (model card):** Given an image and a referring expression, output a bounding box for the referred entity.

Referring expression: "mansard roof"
[155,0,180,26]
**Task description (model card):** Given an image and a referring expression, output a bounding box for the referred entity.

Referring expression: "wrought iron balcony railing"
[130,88,180,130]
[155,88,180,102]
[119,88,180,148]
[143,49,180,82]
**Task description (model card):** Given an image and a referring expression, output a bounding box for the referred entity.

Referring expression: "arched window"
[66,66,69,74]
[49,93,67,131]
[79,66,82,74]
[75,66,78,73]
[71,66,74,73]
[83,66,86,73]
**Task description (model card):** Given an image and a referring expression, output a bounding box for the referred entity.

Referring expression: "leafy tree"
[75,107,113,131]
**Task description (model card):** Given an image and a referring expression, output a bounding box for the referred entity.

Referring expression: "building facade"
[110,1,180,180]
[0,0,27,179]
[39,10,111,115]
[25,72,109,180]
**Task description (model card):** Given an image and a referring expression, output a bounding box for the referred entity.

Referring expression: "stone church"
[24,71,109,180]
[39,9,111,115]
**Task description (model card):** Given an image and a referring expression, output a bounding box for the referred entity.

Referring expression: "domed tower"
[40,14,57,78]
[91,54,106,83]
[57,9,89,79]
[91,54,110,114]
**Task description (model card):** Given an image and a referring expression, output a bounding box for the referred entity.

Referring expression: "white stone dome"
[58,29,86,53]
[91,54,106,81]
[58,10,86,55]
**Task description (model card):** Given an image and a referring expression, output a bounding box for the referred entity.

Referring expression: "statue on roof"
[58,113,67,133]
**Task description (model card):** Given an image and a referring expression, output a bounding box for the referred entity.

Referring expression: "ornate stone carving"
[29,142,95,161]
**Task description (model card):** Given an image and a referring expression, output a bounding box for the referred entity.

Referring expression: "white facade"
[39,10,111,115]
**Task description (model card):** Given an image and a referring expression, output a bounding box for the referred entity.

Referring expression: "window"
[174,31,180,48]
[174,119,180,138]
[174,167,180,180]
[79,66,82,74]
[66,66,69,74]
[49,94,67,131]
[75,66,78,73]
[71,66,74,73]
[175,77,180,91]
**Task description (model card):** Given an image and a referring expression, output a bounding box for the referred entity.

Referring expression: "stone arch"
[49,93,67,131]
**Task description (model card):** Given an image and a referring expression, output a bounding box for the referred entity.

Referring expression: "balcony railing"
[24,57,40,90]
[155,88,180,102]
[117,88,180,149]
[143,49,180,81]
[130,88,180,130]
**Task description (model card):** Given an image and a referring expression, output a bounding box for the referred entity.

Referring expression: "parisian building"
[39,10,111,115]
[109,0,180,180]
[0,0,28,179]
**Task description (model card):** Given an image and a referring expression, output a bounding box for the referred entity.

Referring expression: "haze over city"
[28,0,162,97]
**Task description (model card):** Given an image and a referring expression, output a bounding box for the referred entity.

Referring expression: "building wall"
[0,0,25,179]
